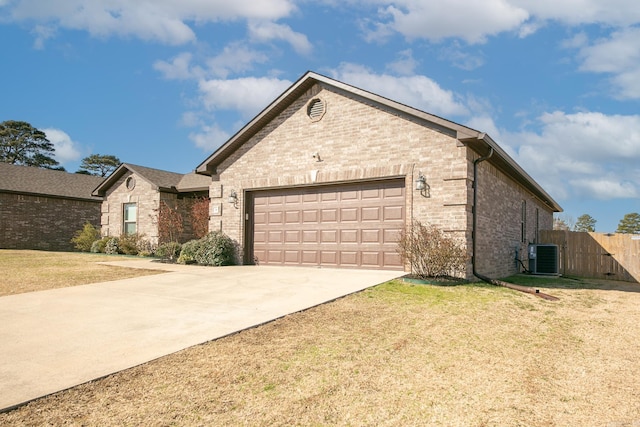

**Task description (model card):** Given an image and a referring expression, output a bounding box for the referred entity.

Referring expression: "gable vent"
[307,98,326,121]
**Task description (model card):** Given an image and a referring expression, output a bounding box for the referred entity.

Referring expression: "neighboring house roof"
[92,163,210,196]
[196,71,562,213]
[0,162,104,201]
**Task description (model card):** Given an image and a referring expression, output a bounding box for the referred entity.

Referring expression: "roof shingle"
[0,163,104,201]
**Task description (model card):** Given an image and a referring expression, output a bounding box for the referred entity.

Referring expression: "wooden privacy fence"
[539,230,640,283]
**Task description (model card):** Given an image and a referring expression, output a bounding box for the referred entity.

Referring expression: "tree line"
[554,213,640,234]
[0,120,120,177]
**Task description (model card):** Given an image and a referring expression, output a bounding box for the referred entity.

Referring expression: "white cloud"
[385,49,418,75]
[572,27,640,99]
[206,43,269,78]
[358,1,640,44]
[331,63,469,117]
[366,0,530,44]
[247,21,312,55]
[43,128,83,164]
[498,111,640,201]
[513,0,640,27]
[4,0,297,45]
[189,124,231,151]
[153,52,204,80]
[31,25,56,49]
[198,76,292,118]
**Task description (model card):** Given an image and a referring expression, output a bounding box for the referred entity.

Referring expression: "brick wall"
[101,172,209,245]
[473,157,554,278]
[101,171,161,243]
[208,83,555,278]
[0,192,101,251]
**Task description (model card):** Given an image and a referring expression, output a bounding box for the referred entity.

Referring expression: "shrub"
[117,233,152,256]
[177,239,202,264]
[90,237,110,253]
[104,237,120,255]
[70,222,101,252]
[397,220,467,279]
[194,231,235,266]
[155,241,182,262]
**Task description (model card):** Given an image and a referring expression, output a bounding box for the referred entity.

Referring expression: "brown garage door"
[250,179,405,270]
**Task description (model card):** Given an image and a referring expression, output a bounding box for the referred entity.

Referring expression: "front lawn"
[1,260,639,426]
[0,250,162,296]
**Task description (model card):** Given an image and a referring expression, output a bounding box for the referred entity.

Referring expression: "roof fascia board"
[460,134,562,212]
[1,189,102,202]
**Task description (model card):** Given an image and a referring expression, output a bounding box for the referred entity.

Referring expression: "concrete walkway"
[0,260,399,411]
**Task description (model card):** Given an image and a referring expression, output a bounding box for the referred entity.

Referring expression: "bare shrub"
[397,220,467,279]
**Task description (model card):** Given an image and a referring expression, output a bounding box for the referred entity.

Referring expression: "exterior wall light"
[415,173,430,198]
[227,190,238,207]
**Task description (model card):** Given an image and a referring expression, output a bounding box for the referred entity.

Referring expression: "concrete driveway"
[0,260,399,411]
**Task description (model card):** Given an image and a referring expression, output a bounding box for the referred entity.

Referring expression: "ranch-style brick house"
[196,71,562,279]
[0,162,104,251]
[92,163,210,245]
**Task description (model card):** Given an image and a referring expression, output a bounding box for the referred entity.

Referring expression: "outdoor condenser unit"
[528,244,559,275]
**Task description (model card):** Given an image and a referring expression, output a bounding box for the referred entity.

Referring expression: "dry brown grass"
[1,272,639,426]
[0,250,162,296]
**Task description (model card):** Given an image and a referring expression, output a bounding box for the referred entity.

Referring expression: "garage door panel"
[302,251,319,264]
[340,229,358,243]
[361,188,380,199]
[361,252,381,267]
[340,190,358,201]
[302,210,318,223]
[362,229,381,243]
[362,206,380,221]
[384,187,404,198]
[383,252,402,267]
[285,194,300,204]
[302,230,319,243]
[267,250,283,263]
[384,228,401,243]
[284,251,300,264]
[285,210,301,224]
[383,206,403,220]
[340,207,358,222]
[339,251,358,267]
[284,230,300,243]
[251,179,405,270]
[268,230,283,243]
[321,251,338,265]
[321,230,338,243]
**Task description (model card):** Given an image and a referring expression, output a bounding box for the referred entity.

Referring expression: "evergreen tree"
[616,213,640,234]
[0,120,60,169]
[574,214,596,232]
[77,154,121,177]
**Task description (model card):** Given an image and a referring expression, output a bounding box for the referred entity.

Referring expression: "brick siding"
[209,83,554,278]
[0,192,101,251]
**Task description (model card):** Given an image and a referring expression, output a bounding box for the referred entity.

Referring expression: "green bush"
[70,222,101,252]
[117,234,146,255]
[194,231,235,266]
[155,241,182,262]
[177,239,202,264]
[90,237,110,253]
[104,237,119,255]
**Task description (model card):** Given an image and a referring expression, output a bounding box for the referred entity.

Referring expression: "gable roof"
[0,162,104,201]
[92,163,210,197]
[196,71,561,212]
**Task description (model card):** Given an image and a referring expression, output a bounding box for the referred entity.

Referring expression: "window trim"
[123,202,137,235]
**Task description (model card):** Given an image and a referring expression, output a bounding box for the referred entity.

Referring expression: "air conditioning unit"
[528,244,559,275]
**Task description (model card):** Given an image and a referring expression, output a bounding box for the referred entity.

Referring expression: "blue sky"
[1,0,639,232]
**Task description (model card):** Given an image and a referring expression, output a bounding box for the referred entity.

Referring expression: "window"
[535,208,540,243]
[123,203,137,235]
[521,200,527,243]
